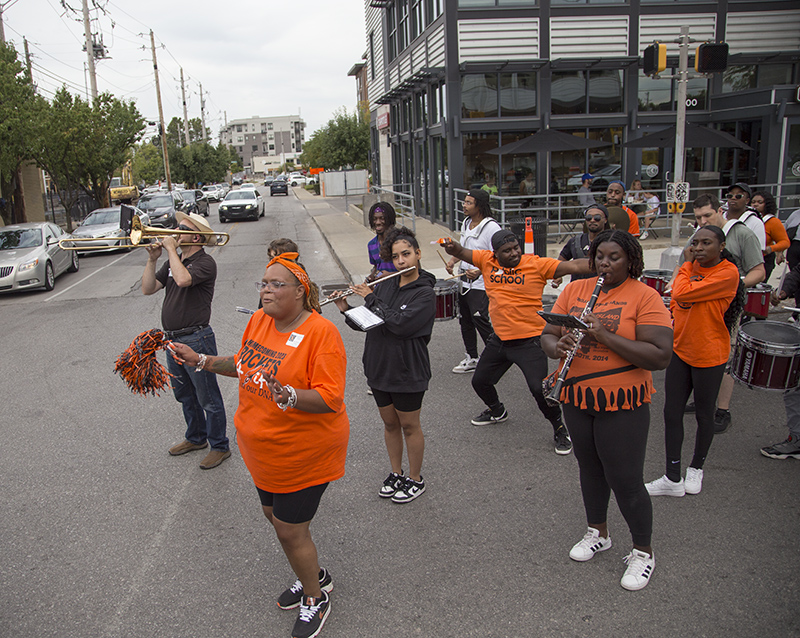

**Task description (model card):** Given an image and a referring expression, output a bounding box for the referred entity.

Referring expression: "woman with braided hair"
[171,252,349,638]
[646,226,742,498]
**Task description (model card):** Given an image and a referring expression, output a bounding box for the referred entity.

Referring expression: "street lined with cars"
[0,222,79,292]
[68,207,150,253]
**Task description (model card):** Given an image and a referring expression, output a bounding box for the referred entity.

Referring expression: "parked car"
[0,222,79,293]
[217,183,231,197]
[232,177,243,185]
[219,189,264,222]
[270,177,289,196]
[239,183,257,190]
[288,173,307,187]
[136,191,186,228]
[178,189,210,217]
[201,184,223,202]
[264,175,275,186]
[69,206,150,253]
[566,164,622,190]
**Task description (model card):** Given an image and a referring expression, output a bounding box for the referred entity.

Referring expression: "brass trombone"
[58,215,230,251]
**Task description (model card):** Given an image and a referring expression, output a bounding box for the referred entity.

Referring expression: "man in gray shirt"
[577,173,595,208]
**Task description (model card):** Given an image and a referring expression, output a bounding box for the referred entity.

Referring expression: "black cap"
[584,203,609,219]
[726,182,752,199]
[468,188,490,205]
[491,229,518,251]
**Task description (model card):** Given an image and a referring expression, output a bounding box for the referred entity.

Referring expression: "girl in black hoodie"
[334,227,436,504]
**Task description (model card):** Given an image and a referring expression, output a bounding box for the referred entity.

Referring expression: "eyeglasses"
[177,225,195,232]
[725,192,746,200]
[255,280,294,292]
[584,215,604,222]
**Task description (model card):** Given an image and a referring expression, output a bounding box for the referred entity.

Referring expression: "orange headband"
[266,252,310,295]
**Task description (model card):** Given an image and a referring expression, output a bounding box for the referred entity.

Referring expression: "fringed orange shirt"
[551,276,672,411]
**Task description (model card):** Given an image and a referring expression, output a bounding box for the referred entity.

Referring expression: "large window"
[549,128,622,196]
[499,73,537,117]
[462,74,498,118]
[463,133,499,191]
[723,64,795,93]
[637,70,706,111]
[552,70,624,114]
[459,0,534,5]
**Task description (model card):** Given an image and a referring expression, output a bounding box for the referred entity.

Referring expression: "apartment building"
[220,115,306,174]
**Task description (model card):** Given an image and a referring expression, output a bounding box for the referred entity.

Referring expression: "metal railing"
[371,184,417,233]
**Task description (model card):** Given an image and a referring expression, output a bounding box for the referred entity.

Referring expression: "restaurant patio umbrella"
[487,128,612,155]
[623,123,753,150]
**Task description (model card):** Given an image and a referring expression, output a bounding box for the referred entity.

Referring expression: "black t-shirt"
[559,233,594,281]
[155,249,216,331]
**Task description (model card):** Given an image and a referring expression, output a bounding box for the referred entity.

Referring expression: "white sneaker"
[684,467,703,494]
[452,355,479,374]
[621,549,655,591]
[640,230,649,240]
[645,475,685,497]
[569,527,612,562]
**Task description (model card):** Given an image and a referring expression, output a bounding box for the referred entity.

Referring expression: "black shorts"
[256,482,329,524]
[371,388,425,412]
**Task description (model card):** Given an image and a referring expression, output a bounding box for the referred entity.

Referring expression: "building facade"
[363,0,800,228]
[219,115,306,174]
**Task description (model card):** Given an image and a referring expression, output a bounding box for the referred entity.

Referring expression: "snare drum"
[730,320,800,391]
[641,269,672,296]
[434,279,459,321]
[744,284,772,319]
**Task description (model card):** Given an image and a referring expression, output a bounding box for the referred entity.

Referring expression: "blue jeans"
[166,326,229,451]
[784,387,800,439]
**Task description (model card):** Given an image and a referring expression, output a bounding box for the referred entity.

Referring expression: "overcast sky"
[3,0,366,140]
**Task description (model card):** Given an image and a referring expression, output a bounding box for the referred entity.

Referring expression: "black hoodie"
[344,269,436,393]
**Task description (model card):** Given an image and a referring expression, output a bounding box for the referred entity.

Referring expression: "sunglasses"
[725,192,747,200]
[177,225,196,232]
[584,215,604,222]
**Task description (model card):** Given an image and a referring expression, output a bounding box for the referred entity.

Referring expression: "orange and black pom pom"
[114,328,173,396]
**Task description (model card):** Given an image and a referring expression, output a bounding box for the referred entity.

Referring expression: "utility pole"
[81,0,98,101]
[199,82,208,143]
[23,37,32,82]
[150,30,171,190]
[180,68,190,146]
[0,3,5,42]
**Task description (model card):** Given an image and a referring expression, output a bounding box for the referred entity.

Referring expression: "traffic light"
[643,42,667,77]
[695,42,728,73]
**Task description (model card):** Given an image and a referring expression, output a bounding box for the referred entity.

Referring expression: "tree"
[131,142,164,185]
[0,41,39,225]
[299,107,370,170]
[84,93,146,206]
[166,116,210,148]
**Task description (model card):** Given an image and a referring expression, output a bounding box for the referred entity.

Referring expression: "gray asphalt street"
[0,189,796,638]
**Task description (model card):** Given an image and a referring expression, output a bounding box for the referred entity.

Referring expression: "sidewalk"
[296,186,682,285]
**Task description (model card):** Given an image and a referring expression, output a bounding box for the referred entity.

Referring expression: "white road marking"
[45,252,131,301]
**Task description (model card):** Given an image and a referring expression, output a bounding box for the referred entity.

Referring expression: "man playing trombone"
[141,212,231,470]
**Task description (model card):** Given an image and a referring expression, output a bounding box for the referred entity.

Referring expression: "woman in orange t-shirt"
[646,226,741,499]
[171,253,347,637]
[751,190,789,280]
[541,230,673,592]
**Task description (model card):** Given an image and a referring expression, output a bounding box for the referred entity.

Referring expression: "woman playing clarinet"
[334,227,436,504]
[646,225,742,497]
[540,230,673,591]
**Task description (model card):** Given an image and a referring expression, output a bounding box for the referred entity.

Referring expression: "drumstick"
[443,272,468,281]
[437,250,450,267]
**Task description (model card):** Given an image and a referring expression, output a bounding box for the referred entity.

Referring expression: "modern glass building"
[363,0,800,228]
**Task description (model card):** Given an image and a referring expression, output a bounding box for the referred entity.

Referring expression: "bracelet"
[276,385,297,411]
[195,353,207,373]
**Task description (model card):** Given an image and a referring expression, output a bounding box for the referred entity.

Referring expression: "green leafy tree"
[84,93,146,206]
[131,142,165,185]
[29,88,94,231]
[166,116,210,148]
[0,41,39,225]
[299,107,370,170]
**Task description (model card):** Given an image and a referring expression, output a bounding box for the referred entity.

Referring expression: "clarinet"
[543,276,605,406]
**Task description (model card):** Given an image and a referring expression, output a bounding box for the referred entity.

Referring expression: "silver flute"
[319,267,416,306]
[543,276,605,406]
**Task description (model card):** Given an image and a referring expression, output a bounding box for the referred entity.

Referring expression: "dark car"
[136,191,186,228]
[178,189,210,217]
[264,175,275,186]
[219,189,264,222]
[270,178,289,196]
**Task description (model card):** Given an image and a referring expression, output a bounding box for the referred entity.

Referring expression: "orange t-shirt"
[625,206,640,236]
[234,311,350,493]
[671,259,740,367]
[471,250,560,340]
[764,216,790,253]
[551,276,672,411]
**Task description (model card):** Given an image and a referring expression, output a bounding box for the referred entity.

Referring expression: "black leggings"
[471,334,562,425]
[563,402,652,547]
[663,353,726,481]
[458,288,493,358]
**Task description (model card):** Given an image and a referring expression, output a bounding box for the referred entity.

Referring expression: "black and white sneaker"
[278,568,333,610]
[471,406,508,426]
[554,426,572,455]
[378,471,405,498]
[292,590,331,638]
[391,476,425,503]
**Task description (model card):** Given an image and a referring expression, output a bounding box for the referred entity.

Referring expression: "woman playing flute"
[333,227,436,504]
